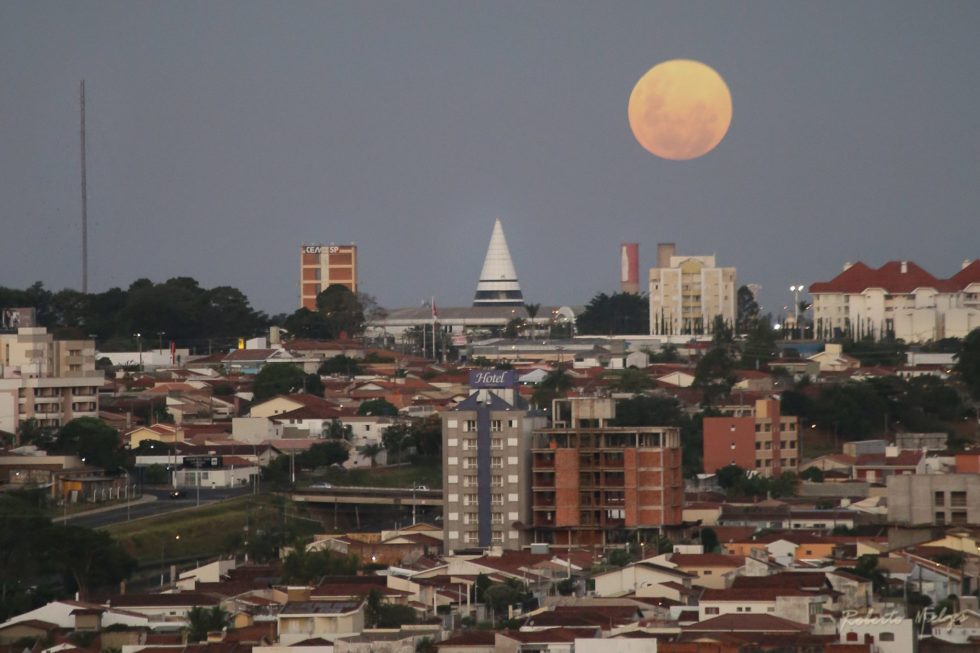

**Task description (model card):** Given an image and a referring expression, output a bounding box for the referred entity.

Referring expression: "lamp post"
[789,285,805,339]
[133,332,143,371]
[119,467,131,522]
[160,534,180,587]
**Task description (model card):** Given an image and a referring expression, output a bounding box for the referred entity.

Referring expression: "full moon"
[628,59,732,161]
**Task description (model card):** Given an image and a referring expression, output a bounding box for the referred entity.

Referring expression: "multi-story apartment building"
[702,398,799,477]
[648,243,736,336]
[888,474,980,527]
[0,327,102,436]
[299,243,358,310]
[530,397,683,550]
[810,259,980,342]
[441,370,546,553]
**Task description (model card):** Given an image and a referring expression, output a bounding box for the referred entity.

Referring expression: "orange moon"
[628,59,732,161]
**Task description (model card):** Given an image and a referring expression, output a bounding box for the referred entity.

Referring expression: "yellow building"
[648,243,736,336]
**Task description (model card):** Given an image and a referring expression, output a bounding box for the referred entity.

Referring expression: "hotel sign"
[469,369,517,388]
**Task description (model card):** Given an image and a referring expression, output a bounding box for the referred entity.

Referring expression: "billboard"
[1,307,36,331]
[469,369,518,388]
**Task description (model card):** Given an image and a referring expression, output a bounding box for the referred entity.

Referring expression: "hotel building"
[299,244,358,310]
[442,371,546,552]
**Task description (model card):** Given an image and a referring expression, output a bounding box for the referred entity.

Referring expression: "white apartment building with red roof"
[810,259,980,342]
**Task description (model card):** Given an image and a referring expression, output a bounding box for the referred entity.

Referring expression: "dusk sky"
[2,2,978,319]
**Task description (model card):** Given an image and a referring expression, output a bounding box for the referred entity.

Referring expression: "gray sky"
[2,1,978,319]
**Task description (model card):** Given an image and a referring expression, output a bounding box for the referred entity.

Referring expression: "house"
[697,572,835,627]
[853,449,925,483]
[593,561,697,603]
[277,601,365,645]
[808,344,861,372]
[838,614,914,653]
[656,553,745,589]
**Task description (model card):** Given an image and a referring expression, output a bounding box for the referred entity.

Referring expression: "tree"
[283,308,333,340]
[55,418,125,470]
[357,443,384,468]
[382,423,412,464]
[700,527,719,553]
[410,415,442,458]
[607,368,652,393]
[318,355,362,377]
[358,398,398,416]
[576,292,649,335]
[316,284,365,338]
[53,526,136,600]
[483,583,524,621]
[693,347,736,405]
[299,441,350,469]
[187,605,230,642]
[740,317,777,369]
[800,467,824,483]
[144,464,169,485]
[735,285,760,334]
[532,367,573,409]
[324,419,352,441]
[252,364,307,403]
[956,328,980,401]
[607,549,634,567]
[415,637,437,653]
[282,548,360,584]
[614,395,704,478]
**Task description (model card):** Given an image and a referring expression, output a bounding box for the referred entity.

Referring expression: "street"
[64,486,256,529]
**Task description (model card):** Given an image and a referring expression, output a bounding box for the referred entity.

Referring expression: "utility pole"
[79,80,89,294]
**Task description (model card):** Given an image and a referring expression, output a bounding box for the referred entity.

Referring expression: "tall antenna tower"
[80,80,89,294]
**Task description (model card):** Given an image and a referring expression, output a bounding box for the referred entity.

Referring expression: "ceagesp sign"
[304,245,341,254]
[469,370,517,388]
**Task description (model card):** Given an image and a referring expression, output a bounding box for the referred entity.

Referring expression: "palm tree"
[358,443,384,468]
[187,605,230,642]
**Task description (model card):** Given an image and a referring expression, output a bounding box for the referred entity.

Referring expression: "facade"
[0,327,102,435]
[702,398,799,477]
[530,397,683,550]
[472,219,524,308]
[887,474,980,527]
[299,243,358,310]
[810,259,980,342]
[648,243,736,336]
[620,243,640,294]
[441,370,546,552]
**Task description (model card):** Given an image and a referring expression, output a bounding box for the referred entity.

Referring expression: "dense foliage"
[0,279,268,352]
[576,292,649,335]
[0,491,136,619]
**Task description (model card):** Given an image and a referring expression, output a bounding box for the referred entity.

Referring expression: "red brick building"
[702,398,799,477]
[530,397,683,550]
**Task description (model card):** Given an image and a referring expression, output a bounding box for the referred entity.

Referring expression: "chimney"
[901,261,908,274]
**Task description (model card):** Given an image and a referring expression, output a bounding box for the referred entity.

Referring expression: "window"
[755,441,761,450]
[705,607,719,615]
[508,420,517,428]
[491,512,504,525]
[490,420,502,432]
[491,494,503,506]
[491,531,504,544]
[491,475,504,488]
[880,633,894,642]
[491,457,503,469]
[703,570,712,575]
[463,420,477,432]
[491,438,503,450]
[951,491,967,507]
[934,491,945,506]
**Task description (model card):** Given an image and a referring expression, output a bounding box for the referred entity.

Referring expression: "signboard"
[451,334,468,346]
[184,456,222,469]
[1,307,36,331]
[304,245,342,254]
[468,369,518,389]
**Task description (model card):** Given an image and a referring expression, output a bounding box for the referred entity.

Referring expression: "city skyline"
[2,2,979,318]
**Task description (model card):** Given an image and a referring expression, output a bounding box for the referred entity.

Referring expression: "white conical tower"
[473,219,524,307]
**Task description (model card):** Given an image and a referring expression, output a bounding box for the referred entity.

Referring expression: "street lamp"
[160,534,180,587]
[789,285,805,339]
[133,332,143,371]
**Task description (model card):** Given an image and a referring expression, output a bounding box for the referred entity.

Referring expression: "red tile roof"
[810,261,954,294]
[685,613,809,632]
[669,553,745,568]
[949,259,980,289]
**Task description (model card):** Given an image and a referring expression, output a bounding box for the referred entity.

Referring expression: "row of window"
[462,494,504,507]
[461,420,519,432]
[755,440,798,450]
[755,458,797,468]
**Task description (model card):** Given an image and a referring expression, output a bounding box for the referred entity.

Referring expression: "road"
[64,486,256,529]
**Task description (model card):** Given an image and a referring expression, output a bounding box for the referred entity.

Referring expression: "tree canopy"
[576,292,649,335]
[252,364,309,403]
[957,328,980,401]
[0,279,269,351]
